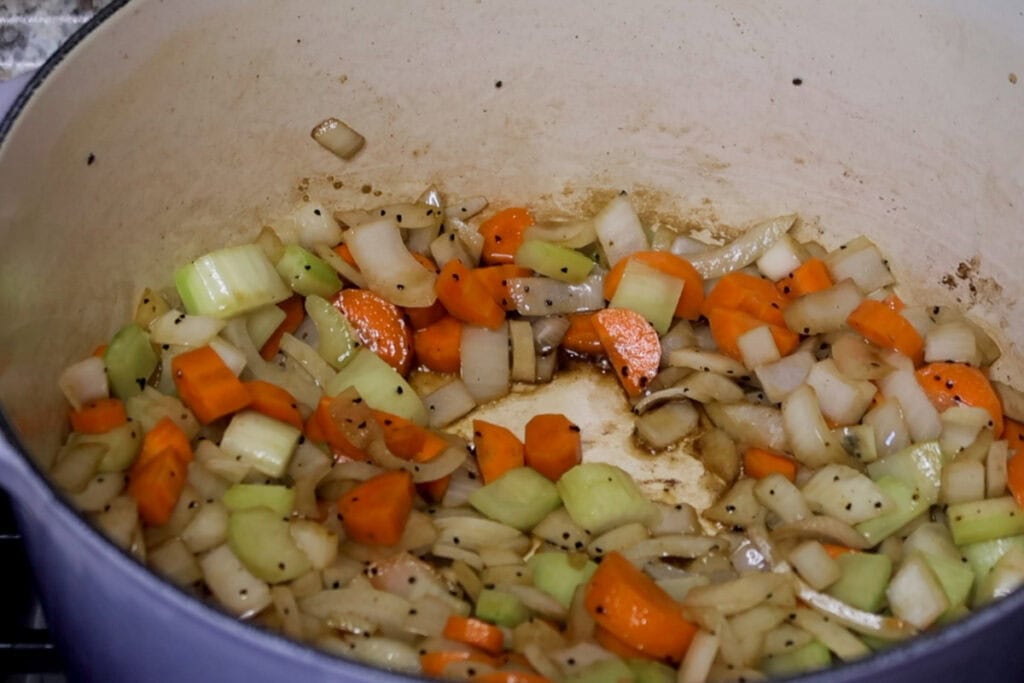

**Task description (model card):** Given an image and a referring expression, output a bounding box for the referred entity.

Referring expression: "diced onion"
[755,350,815,403]
[924,322,979,365]
[508,274,606,316]
[688,214,796,279]
[445,196,488,220]
[705,401,789,453]
[756,235,805,281]
[59,356,109,411]
[346,218,438,307]
[532,316,571,354]
[878,368,942,442]
[149,309,226,348]
[593,194,649,266]
[310,117,365,160]
[524,219,598,249]
[825,241,894,294]
[771,516,871,550]
[422,379,477,429]
[313,243,368,289]
[200,545,272,618]
[782,279,864,336]
[461,323,510,403]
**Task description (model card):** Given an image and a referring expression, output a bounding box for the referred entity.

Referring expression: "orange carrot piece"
[245,380,304,431]
[475,264,532,312]
[418,475,451,504]
[127,449,187,526]
[524,413,582,482]
[775,258,833,299]
[561,313,604,356]
[413,316,463,374]
[435,260,507,329]
[847,300,924,366]
[333,243,358,268]
[604,251,705,320]
[706,306,799,361]
[474,672,552,683]
[332,288,414,375]
[584,551,697,662]
[373,410,448,462]
[914,362,1004,437]
[260,295,305,361]
[443,615,506,655]
[171,346,251,424]
[308,396,368,461]
[136,416,192,471]
[822,543,859,559]
[702,272,788,327]
[337,469,415,546]
[473,419,526,484]
[420,651,500,678]
[594,625,650,660]
[69,398,127,435]
[91,344,108,358]
[479,207,534,265]
[592,308,660,398]
[743,447,798,482]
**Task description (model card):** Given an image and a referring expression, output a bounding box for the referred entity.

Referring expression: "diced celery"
[947,497,1024,546]
[219,411,301,478]
[70,422,141,473]
[104,323,159,399]
[826,552,892,613]
[227,507,311,583]
[920,552,974,613]
[563,658,635,683]
[514,239,595,283]
[223,484,295,516]
[469,467,561,531]
[866,441,943,505]
[245,304,287,350]
[175,243,291,318]
[761,639,832,677]
[527,551,597,608]
[855,476,929,546]
[960,535,1024,583]
[324,348,427,425]
[608,259,683,335]
[557,463,656,535]
[475,588,530,628]
[275,244,342,298]
[304,295,358,370]
[625,659,674,683]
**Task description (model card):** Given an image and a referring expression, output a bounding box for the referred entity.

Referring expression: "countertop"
[0,0,112,81]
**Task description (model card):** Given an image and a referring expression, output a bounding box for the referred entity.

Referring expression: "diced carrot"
[127,449,187,526]
[473,419,525,484]
[418,475,451,504]
[561,313,604,356]
[420,651,501,678]
[69,397,127,435]
[594,625,650,660]
[333,243,358,268]
[702,272,788,327]
[91,344,108,358]
[847,300,924,366]
[307,396,368,461]
[914,362,1004,437]
[372,410,448,462]
[337,470,415,546]
[821,543,859,559]
[592,308,660,398]
[775,258,833,299]
[479,207,534,265]
[435,260,507,329]
[443,615,506,655]
[706,307,799,361]
[524,414,582,482]
[260,295,305,361]
[245,381,303,431]
[413,316,463,374]
[742,447,798,482]
[332,289,414,375]
[882,293,906,312]
[474,672,552,683]
[136,416,193,470]
[171,346,251,424]
[604,251,704,320]
[584,551,697,662]
[475,264,532,312]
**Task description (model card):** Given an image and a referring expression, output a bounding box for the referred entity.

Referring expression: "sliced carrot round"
[604,251,704,320]
[592,308,661,398]
[332,288,414,375]
[914,362,1004,437]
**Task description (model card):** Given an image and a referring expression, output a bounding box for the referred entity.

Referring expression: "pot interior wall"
[1,0,1022,463]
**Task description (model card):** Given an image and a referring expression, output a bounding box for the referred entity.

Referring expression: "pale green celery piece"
[608,259,683,335]
[223,484,296,517]
[514,239,595,283]
[866,441,943,505]
[855,476,929,546]
[947,496,1024,546]
[920,551,974,613]
[104,323,159,399]
[469,467,562,531]
[245,304,288,350]
[227,507,311,583]
[527,551,597,608]
[960,535,1024,583]
[474,589,530,628]
[562,658,634,683]
[304,295,358,370]
[219,410,302,478]
[557,463,656,535]
[324,348,427,425]
[826,552,892,613]
[175,243,291,318]
[761,639,832,677]
[275,244,342,298]
[973,546,1024,606]
[626,659,675,683]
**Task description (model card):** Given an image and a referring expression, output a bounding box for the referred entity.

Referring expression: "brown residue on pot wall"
[940,256,1005,308]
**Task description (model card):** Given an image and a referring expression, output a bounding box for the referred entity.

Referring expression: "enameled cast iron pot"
[1,1,1023,680]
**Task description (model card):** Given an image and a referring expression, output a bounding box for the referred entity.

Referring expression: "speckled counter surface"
[0,0,113,80]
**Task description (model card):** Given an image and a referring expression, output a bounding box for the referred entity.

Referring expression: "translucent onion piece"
[508,273,605,316]
[593,194,649,266]
[310,117,365,160]
[59,356,109,411]
[422,379,477,429]
[688,214,796,279]
[148,309,226,348]
[200,544,272,618]
[461,323,510,403]
[683,572,792,616]
[705,401,789,453]
[524,219,598,249]
[313,243,367,289]
[532,316,571,354]
[794,577,918,640]
[221,319,322,409]
[366,439,467,484]
[771,516,871,550]
[445,196,488,221]
[622,535,724,565]
[346,218,438,307]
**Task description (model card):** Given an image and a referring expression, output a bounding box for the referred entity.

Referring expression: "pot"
[1,0,1023,680]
